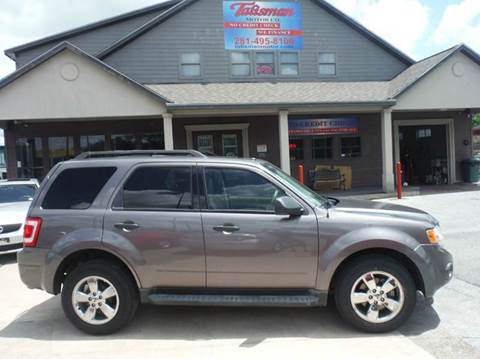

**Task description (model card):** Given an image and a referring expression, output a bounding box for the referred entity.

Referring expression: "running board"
[147,292,324,307]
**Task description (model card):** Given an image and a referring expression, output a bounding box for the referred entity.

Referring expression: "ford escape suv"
[18,150,453,335]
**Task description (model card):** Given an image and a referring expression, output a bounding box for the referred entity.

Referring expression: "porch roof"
[147,82,394,109]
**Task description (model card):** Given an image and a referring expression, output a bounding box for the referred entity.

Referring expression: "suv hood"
[332,199,438,226]
[0,201,31,225]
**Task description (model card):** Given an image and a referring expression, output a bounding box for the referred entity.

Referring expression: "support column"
[381,109,395,193]
[278,110,291,174]
[162,113,174,150]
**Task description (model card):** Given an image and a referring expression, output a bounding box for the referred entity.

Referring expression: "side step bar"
[147,292,324,307]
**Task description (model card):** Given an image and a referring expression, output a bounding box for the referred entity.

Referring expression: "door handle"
[114,221,139,231]
[213,224,240,233]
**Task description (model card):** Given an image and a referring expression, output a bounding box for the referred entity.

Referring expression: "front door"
[200,165,318,288]
[103,164,205,288]
[193,130,243,157]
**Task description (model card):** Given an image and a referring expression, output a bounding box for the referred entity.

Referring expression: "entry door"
[200,165,318,288]
[103,164,205,288]
[399,125,448,185]
[193,130,243,157]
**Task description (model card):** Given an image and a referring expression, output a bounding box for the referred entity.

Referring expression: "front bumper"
[415,244,453,301]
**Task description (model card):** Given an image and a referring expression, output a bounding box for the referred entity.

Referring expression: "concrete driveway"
[1,189,479,359]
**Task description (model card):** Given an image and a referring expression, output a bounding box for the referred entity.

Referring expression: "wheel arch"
[53,248,141,295]
[328,247,426,297]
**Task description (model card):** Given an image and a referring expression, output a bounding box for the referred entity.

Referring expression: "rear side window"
[42,167,116,210]
[123,166,192,210]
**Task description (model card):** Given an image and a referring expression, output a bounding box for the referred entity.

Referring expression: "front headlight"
[426,226,443,244]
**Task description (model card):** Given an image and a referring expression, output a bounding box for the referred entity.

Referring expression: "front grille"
[0,223,22,235]
[0,242,22,252]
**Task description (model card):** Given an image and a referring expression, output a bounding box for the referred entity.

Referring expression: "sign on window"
[223,1,303,50]
[289,118,359,136]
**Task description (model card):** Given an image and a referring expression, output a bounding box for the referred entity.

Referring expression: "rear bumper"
[17,247,55,293]
[415,244,453,301]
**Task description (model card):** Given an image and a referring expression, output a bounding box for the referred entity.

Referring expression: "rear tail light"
[23,217,42,248]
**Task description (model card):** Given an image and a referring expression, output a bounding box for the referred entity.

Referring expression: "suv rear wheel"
[334,256,416,332]
[61,260,138,335]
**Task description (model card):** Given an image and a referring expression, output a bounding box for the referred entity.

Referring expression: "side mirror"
[274,196,304,217]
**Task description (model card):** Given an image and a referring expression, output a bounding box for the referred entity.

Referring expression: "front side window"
[123,167,192,210]
[231,52,251,76]
[42,167,116,210]
[319,53,336,76]
[280,52,299,76]
[204,168,285,212]
[341,137,361,158]
[312,137,333,159]
[255,52,275,76]
[180,53,201,77]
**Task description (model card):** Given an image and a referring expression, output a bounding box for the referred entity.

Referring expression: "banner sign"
[289,118,359,136]
[223,1,303,50]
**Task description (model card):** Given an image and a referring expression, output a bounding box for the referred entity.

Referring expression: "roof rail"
[74,150,207,160]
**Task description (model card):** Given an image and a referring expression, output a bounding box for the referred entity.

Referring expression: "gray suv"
[18,150,453,335]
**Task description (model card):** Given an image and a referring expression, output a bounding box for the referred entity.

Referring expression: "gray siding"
[15,10,166,68]
[105,0,408,83]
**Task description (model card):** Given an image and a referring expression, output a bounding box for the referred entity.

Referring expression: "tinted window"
[205,168,285,212]
[341,137,361,158]
[43,167,116,210]
[0,185,37,204]
[123,167,192,210]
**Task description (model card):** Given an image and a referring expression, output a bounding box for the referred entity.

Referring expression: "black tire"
[334,255,416,333]
[61,259,139,335]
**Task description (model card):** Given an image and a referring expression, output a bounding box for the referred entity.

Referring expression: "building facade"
[1,0,479,191]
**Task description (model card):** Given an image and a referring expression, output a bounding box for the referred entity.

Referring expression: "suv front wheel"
[61,260,139,335]
[334,255,416,333]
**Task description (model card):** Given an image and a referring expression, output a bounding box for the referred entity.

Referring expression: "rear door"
[103,163,206,288]
[200,164,319,288]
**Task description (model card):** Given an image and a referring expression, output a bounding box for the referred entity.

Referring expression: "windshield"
[261,162,329,208]
[0,184,37,203]
[0,148,5,167]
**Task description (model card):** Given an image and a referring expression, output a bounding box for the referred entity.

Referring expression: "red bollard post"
[298,164,305,184]
[396,161,403,199]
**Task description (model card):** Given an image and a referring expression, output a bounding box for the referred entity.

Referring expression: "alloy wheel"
[71,275,120,325]
[350,271,405,324]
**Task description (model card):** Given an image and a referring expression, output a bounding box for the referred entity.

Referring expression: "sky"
[0,0,479,79]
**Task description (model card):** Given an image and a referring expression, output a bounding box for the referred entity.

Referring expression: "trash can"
[461,158,480,183]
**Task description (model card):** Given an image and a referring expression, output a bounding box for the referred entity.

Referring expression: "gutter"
[165,100,397,110]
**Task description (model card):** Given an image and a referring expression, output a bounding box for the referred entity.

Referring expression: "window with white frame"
[230,52,251,77]
[255,52,275,76]
[180,53,201,77]
[318,53,336,76]
[280,52,299,76]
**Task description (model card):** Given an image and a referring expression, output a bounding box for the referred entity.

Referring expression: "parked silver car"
[17,150,453,335]
[0,179,39,254]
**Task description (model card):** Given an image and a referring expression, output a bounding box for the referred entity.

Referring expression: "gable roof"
[389,43,480,98]
[0,41,171,103]
[96,0,414,64]
[4,0,179,60]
